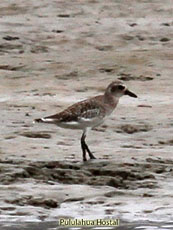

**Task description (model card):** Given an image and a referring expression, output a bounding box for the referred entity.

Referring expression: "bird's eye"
[118,85,125,90]
[111,85,117,92]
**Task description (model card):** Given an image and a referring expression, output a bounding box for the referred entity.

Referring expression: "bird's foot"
[88,152,96,160]
[83,157,87,162]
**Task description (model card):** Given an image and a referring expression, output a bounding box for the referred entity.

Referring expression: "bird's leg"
[81,130,96,161]
[81,132,87,161]
[84,142,96,160]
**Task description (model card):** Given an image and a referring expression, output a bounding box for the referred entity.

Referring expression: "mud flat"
[0,0,173,229]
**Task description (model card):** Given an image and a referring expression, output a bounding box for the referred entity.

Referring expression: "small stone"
[57,14,70,18]
[160,37,170,42]
[143,193,154,197]
[52,29,64,33]
[122,35,134,40]
[20,132,51,139]
[161,23,170,26]
[129,23,137,27]
[3,35,19,41]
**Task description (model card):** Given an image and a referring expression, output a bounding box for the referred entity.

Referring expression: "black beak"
[125,89,137,98]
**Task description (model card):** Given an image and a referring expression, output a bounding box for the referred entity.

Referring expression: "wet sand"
[0,0,173,229]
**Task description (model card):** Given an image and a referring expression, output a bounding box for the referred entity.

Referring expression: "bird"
[34,80,137,161]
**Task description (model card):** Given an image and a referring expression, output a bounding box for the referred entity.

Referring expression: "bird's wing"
[43,97,106,123]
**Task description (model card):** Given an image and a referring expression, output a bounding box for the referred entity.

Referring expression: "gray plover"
[35,80,137,161]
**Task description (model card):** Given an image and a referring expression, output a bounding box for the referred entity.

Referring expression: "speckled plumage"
[35,80,137,161]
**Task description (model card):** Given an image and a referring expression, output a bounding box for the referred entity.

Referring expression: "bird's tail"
[34,118,44,123]
[34,117,55,124]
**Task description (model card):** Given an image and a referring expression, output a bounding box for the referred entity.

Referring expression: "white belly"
[57,117,105,130]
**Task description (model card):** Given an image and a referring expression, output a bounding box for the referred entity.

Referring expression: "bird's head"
[106,80,137,98]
